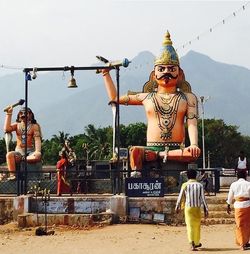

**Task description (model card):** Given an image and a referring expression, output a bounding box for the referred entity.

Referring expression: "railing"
[0,162,222,196]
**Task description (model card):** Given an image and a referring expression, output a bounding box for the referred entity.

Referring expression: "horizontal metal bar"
[23,65,116,72]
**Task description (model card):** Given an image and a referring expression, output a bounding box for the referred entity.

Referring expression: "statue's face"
[154,65,179,88]
[18,109,32,122]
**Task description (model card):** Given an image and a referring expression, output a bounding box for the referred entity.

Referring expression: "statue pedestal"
[141,160,192,193]
[17,161,43,180]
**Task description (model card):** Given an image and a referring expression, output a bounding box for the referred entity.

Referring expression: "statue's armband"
[33,132,41,138]
[186,112,198,120]
[121,92,148,105]
[33,124,42,138]
[185,92,199,120]
[120,95,130,106]
[135,94,144,102]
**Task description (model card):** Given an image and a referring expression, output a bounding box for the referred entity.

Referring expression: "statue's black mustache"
[156,73,177,80]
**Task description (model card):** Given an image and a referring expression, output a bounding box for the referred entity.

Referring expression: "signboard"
[114,147,128,160]
[125,177,164,197]
[119,148,128,160]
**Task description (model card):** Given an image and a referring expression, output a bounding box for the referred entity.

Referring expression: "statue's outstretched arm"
[101,70,146,105]
[102,71,117,101]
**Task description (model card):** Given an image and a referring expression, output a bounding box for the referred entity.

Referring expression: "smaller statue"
[61,140,77,166]
[3,106,42,180]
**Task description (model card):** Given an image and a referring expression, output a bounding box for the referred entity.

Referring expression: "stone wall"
[1,195,185,226]
[220,176,237,187]
[127,196,183,224]
[0,193,235,227]
[0,197,14,224]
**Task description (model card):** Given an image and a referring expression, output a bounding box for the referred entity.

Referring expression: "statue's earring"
[152,72,158,91]
[153,81,158,92]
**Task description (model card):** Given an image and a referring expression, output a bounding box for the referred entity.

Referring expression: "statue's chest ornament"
[18,122,32,145]
[150,92,184,140]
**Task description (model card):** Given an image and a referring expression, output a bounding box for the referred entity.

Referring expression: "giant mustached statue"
[101,31,200,176]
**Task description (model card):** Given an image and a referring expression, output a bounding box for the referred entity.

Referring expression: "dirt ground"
[0,222,243,254]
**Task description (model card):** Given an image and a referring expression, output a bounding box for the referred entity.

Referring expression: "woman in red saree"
[56,151,71,196]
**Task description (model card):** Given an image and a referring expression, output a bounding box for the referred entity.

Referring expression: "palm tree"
[51,131,70,146]
[83,124,112,160]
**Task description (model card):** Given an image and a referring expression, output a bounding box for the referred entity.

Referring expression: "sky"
[0,0,249,77]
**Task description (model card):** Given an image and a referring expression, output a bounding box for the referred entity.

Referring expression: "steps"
[17,212,114,228]
[201,194,235,225]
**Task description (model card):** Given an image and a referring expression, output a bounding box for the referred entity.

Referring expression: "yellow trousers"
[184,207,201,245]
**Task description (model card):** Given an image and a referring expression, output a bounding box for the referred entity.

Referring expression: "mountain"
[0,50,250,139]
[181,51,250,135]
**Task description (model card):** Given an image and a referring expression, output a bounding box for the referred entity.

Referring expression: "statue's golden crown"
[154,31,179,66]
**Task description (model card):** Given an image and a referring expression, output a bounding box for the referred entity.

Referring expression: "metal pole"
[115,67,120,194]
[200,96,206,169]
[207,150,210,169]
[23,65,117,73]
[24,72,30,194]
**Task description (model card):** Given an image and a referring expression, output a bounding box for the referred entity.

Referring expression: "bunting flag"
[176,2,250,52]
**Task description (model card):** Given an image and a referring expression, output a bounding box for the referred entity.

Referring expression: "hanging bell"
[68,76,78,88]
[32,67,37,79]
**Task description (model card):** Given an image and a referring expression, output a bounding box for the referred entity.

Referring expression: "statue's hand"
[159,147,199,162]
[187,145,200,158]
[27,151,41,163]
[101,69,110,77]
[96,68,110,75]
[33,151,42,160]
[6,105,13,114]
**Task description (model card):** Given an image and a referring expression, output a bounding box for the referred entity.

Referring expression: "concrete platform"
[0,189,232,228]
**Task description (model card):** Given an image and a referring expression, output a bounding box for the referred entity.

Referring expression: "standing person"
[226,170,250,251]
[175,169,209,251]
[56,151,71,196]
[199,170,210,195]
[3,106,42,180]
[235,151,248,175]
[100,31,200,176]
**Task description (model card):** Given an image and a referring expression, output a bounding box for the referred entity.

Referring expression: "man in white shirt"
[235,151,248,176]
[227,170,250,250]
[175,169,208,251]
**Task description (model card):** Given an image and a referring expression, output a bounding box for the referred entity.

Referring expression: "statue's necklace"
[150,92,182,140]
[19,122,32,145]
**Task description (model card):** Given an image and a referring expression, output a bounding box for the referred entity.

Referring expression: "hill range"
[0,50,249,139]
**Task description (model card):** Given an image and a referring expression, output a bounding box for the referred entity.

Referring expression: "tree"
[51,131,70,146]
[3,120,250,168]
[0,137,15,165]
[69,134,87,160]
[82,124,112,160]
[0,138,7,165]
[197,119,245,168]
[42,131,71,165]
[120,122,147,147]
